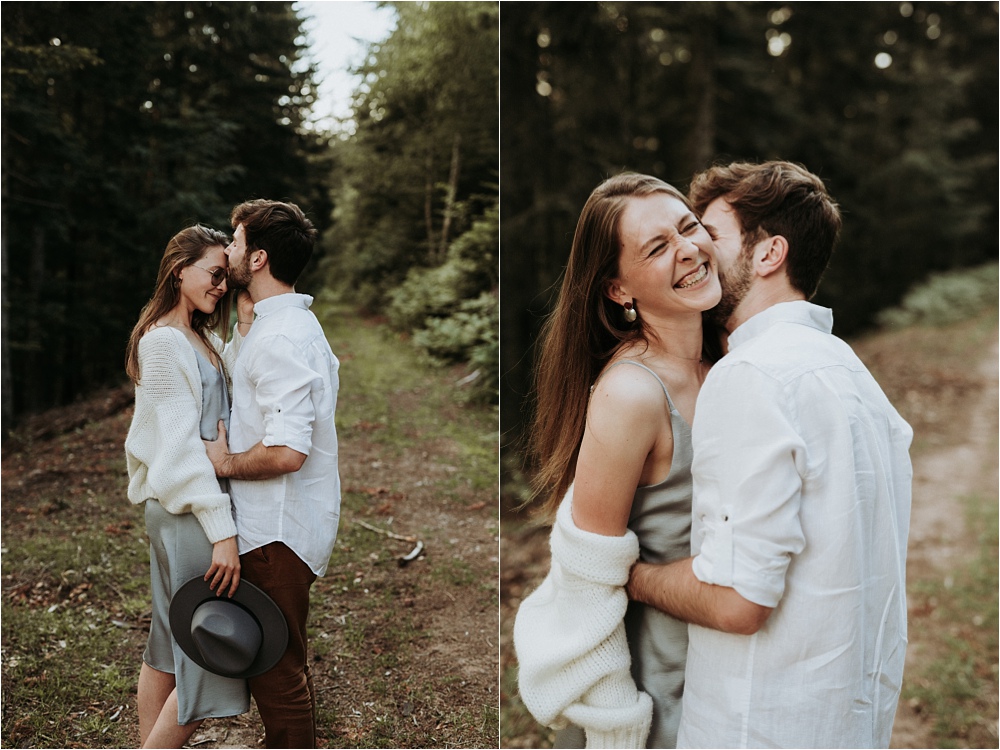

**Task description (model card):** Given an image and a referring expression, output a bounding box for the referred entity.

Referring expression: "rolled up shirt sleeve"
[247,334,322,457]
[690,362,807,608]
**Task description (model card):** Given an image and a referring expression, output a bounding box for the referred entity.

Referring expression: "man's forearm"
[627,558,772,635]
[216,441,306,480]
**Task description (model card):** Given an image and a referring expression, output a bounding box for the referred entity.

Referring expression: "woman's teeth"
[676,263,708,289]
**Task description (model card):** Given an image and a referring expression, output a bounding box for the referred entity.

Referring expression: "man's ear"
[251,248,268,270]
[754,235,789,279]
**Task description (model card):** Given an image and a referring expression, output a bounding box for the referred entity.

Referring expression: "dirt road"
[2,308,500,749]
[885,336,999,748]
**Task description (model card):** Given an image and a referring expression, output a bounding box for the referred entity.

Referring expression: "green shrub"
[387,203,498,330]
[384,202,498,403]
[877,263,998,328]
[414,292,499,403]
[388,257,486,330]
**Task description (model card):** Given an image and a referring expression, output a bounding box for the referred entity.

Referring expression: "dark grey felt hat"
[169,576,288,679]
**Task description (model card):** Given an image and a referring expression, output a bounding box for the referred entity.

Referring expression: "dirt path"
[905,342,997,565]
[888,338,999,748]
[188,397,500,748]
[2,313,499,749]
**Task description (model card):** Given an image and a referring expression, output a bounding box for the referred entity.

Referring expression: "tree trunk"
[438,132,462,261]
[18,225,47,415]
[683,11,716,175]
[1,207,11,434]
[425,150,435,254]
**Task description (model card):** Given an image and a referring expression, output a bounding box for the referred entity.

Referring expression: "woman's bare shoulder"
[586,360,671,443]
[592,359,667,405]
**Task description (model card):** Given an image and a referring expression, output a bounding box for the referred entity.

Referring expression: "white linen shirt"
[678,301,913,749]
[228,293,341,576]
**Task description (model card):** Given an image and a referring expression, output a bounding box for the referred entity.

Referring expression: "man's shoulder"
[253,307,324,340]
[244,315,336,370]
[719,322,860,380]
[719,323,859,369]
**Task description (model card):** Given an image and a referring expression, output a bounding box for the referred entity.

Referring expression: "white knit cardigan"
[514,487,653,749]
[125,326,240,544]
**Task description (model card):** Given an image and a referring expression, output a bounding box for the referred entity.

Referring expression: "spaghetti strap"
[598,360,679,414]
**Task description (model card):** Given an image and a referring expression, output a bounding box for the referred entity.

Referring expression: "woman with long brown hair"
[124,225,252,747]
[514,174,722,748]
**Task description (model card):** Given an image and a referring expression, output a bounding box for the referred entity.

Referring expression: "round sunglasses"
[189,264,227,287]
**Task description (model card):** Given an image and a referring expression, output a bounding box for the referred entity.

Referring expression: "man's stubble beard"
[708,248,754,328]
[227,253,253,290]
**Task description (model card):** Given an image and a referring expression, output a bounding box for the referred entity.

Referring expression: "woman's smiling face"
[178,244,228,315]
[610,192,722,319]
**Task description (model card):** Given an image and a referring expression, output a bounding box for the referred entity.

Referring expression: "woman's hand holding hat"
[206,536,241,598]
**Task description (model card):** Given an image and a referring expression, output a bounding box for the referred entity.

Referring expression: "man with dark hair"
[205,199,340,748]
[228,199,317,287]
[627,162,913,747]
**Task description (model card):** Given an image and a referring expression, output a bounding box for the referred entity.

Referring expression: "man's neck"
[727,283,806,333]
[248,276,295,304]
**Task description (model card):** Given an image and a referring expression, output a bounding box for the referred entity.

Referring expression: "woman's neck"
[641,311,705,363]
[157,301,195,330]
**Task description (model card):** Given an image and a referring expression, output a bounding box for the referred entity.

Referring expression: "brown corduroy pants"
[240,542,318,749]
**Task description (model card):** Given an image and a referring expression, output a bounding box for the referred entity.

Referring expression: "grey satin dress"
[143,349,248,724]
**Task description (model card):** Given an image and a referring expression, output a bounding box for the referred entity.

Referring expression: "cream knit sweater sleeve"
[514,488,653,749]
[124,327,237,544]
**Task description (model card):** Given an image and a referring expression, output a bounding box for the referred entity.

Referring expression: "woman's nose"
[677,235,698,262]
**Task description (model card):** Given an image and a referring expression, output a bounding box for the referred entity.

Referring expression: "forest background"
[2,3,499,747]
[499,1,998,484]
[2,0,999,745]
[499,3,998,747]
[2,0,499,429]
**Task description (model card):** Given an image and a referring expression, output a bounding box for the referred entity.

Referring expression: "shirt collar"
[252,292,314,319]
[728,300,834,350]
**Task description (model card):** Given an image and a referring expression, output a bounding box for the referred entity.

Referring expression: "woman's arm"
[514,364,671,748]
[572,363,671,535]
[218,291,254,374]
[235,289,254,337]
[206,537,241,598]
[125,329,238,545]
[514,492,652,749]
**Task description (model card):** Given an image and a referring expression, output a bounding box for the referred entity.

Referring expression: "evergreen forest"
[500,1,998,462]
[2,1,499,428]
[3,1,998,453]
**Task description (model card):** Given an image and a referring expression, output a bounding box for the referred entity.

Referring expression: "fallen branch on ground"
[356,520,425,566]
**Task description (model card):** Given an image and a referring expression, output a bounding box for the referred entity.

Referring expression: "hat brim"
[169,576,288,679]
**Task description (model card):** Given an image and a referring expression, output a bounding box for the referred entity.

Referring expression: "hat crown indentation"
[190,600,263,676]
